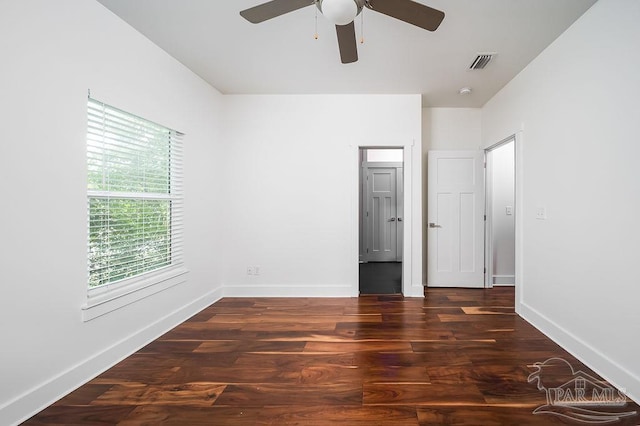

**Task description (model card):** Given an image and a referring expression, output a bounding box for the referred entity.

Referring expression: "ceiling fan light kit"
[317,0,364,26]
[240,0,445,64]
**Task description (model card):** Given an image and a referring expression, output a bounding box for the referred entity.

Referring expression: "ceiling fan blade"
[366,0,445,31]
[240,0,315,23]
[336,22,358,64]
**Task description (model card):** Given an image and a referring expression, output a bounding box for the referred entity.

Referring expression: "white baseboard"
[405,284,425,297]
[223,284,425,298]
[4,281,417,424]
[223,284,354,298]
[519,302,640,405]
[1,286,223,426]
[492,275,515,286]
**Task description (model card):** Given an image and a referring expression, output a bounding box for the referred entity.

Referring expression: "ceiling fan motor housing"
[317,0,365,25]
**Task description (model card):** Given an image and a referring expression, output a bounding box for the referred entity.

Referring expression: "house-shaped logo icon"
[528,358,637,423]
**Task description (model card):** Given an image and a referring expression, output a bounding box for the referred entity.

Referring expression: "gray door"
[366,167,398,262]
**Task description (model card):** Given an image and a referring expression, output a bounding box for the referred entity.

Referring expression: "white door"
[427,151,485,287]
[366,167,398,262]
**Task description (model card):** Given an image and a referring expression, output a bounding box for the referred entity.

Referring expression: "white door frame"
[352,142,419,297]
[395,165,404,262]
[482,131,524,315]
[484,136,516,289]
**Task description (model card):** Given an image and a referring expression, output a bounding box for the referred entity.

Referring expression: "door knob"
[388,217,397,222]
[397,217,403,222]
[429,222,441,228]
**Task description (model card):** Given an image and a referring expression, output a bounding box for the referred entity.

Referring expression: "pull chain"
[360,9,365,44]
[314,4,319,40]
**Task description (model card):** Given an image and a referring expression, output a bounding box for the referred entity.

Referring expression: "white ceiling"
[96,0,597,107]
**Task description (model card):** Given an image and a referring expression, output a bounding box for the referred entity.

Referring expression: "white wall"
[0,1,224,424]
[220,95,423,297]
[482,0,640,403]
[422,107,482,152]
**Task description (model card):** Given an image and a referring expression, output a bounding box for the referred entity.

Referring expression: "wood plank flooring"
[24,288,640,425]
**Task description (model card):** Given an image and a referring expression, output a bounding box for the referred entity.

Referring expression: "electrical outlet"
[254,266,260,276]
[536,207,547,220]
[247,266,255,275]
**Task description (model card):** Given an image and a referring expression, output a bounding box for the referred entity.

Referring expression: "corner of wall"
[519,302,640,405]
[0,287,224,426]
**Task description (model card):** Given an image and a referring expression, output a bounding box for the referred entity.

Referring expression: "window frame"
[82,97,187,321]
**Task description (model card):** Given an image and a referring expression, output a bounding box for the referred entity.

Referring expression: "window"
[85,98,185,317]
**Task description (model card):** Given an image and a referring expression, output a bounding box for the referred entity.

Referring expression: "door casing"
[482,131,523,314]
[484,137,516,288]
[355,146,415,297]
[424,133,523,310]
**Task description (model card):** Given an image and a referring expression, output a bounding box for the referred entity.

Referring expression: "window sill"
[82,267,188,322]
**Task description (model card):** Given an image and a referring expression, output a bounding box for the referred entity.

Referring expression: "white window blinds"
[87,98,184,289]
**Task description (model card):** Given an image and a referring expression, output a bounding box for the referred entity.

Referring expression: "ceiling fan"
[240,0,445,64]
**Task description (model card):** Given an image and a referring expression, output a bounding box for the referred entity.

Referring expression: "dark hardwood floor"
[24,287,640,425]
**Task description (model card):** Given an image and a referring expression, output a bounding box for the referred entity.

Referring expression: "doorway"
[485,137,516,287]
[359,148,403,294]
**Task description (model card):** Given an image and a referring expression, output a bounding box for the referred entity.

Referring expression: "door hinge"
[484,215,487,221]
[366,211,369,217]
[484,267,487,274]
[366,248,369,253]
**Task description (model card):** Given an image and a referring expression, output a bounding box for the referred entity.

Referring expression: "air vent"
[469,53,495,70]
